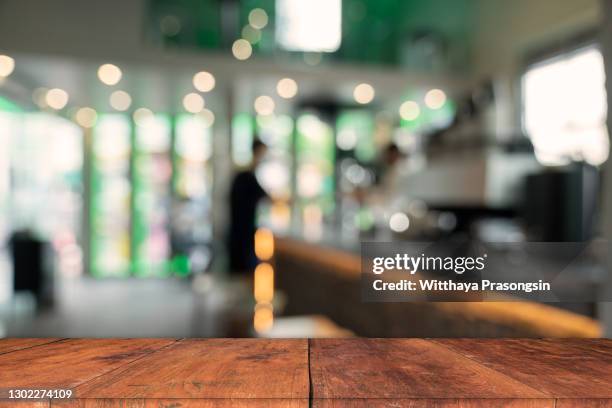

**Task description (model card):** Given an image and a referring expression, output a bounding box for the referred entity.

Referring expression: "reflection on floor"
[2,276,253,338]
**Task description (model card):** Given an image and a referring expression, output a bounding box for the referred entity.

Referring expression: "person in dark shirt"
[227,140,270,275]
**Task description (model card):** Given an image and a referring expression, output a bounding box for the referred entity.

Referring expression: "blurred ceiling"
[6,52,460,115]
[148,0,476,73]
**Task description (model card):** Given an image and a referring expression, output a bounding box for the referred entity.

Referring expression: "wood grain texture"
[309,339,549,401]
[75,339,309,400]
[142,399,308,408]
[2,338,612,406]
[52,400,307,408]
[0,338,63,355]
[51,398,308,408]
[51,400,144,408]
[433,339,612,399]
[535,339,612,357]
[0,339,176,397]
[312,398,554,407]
[555,400,612,408]
[0,401,49,408]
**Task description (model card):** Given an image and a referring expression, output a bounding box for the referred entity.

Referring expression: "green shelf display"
[89,113,214,278]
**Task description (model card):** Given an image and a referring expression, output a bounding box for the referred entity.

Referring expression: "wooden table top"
[0,338,611,407]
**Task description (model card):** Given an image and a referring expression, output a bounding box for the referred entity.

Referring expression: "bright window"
[523,45,609,166]
[275,0,342,52]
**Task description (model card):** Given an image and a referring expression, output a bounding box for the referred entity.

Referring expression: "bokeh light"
[276,78,298,99]
[198,108,215,128]
[183,92,205,113]
[193,71,215,92]
[254,262,274,303]
[74,107,98,128]
[399,101,420,120]
[109,90,132,111]
[97,63,122,86]
[248,8,268,29]
[32,87,49,108]
[253,302,274,333]
[0,55,15,77]
[254,228,275,261]
[353,83,375,104]
[160,15,181,36]
[425,89,447,109]
[337,129,358,150]
[254,95,275,116]
[242,25,262,44]
[389,212,410,232]
[232,39,253,60]
[46,88,69,110]
[133,107,154,126]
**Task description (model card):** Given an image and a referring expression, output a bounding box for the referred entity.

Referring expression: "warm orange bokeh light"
[254,262,274,303]
[254,228,274,261]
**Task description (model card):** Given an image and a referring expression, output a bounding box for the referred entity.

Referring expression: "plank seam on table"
[308,338,313,408]
[0,338,68,356]
[429,339,555,398]
[72,338,184,397]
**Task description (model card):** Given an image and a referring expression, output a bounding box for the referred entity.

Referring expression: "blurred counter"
[274,235,602,338]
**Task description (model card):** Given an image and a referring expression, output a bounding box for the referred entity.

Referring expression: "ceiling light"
[46,88,69,110]
[199,108,215,128]
[97,63,122,86]
[232,39,253,60]
[193,71,215,92]
[183,92,205,113]
[425,89,447,109]
[249,8,268,29]
[276,78,298,99]
[353,83,375,104]
[399,101,420,120]
[75,107,97,128]
[276,0,342,52]
[109,90,132,111]
[133,108,154,126]
[0,55,15,77]
[254,95,275,116]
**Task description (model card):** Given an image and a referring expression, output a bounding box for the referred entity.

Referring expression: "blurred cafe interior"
[1,0,612,338]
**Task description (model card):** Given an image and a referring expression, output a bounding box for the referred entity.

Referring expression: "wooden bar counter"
[275,236,602,338]
[0,338,611,407]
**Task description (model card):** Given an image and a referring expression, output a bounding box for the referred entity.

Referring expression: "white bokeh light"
[193,71,215,92]
[389,212,410,233]
[353,83,375,104]
[46,88,69,110]
[0,55,15,77]
[97,64,122,86]
[254,95,275,116]
[424,89,446,109]
[183,93,205,113]
[232,39,253,60]
[276,78,298,99]
[399,101,420,120]
[110,90,132,111]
